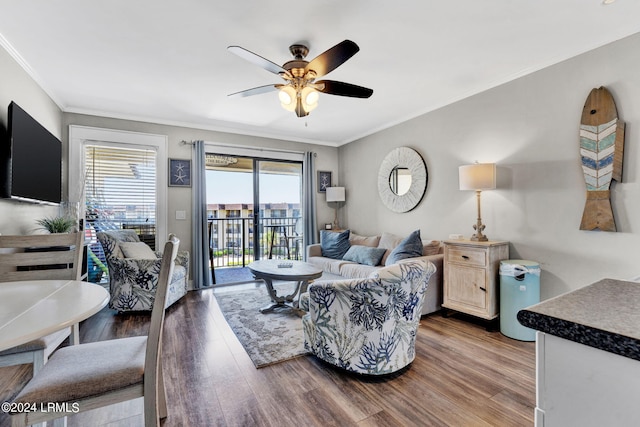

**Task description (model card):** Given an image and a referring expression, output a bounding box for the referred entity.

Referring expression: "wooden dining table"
[0,280,109,352]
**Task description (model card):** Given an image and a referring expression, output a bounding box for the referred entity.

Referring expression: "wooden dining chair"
[10,234,180,427]
[0,231,84,374]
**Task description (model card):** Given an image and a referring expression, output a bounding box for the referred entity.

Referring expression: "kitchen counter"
[517,278,640,361]
[517,278,640,426]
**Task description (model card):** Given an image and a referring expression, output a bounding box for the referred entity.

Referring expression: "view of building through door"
[206,153,302,285]
[83,144,159,285]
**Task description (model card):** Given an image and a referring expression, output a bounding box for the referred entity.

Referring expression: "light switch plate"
[448,234,464,240]
[176,210,186,220]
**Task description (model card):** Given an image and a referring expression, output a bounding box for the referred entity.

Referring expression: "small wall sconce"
[326,186,346,230]
[459,163,496,241]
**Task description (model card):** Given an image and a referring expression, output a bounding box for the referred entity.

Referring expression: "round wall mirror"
[389,167,412,196]
[378,147,427,213]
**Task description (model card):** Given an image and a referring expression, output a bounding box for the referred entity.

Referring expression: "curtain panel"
[191,140,212,288]
[302,151,318,253]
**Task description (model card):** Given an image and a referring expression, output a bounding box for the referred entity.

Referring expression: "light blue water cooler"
[499,260,540,341]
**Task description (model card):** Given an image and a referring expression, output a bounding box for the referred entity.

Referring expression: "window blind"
[85,145,157,248]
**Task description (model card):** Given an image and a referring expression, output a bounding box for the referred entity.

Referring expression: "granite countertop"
[517,278,640,361]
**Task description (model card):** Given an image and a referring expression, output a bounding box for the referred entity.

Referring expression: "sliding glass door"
[206,154,302,285]
[256,160,303,261]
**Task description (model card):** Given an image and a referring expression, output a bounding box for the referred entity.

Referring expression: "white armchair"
[301,259,436,375]
[97,230,189,312]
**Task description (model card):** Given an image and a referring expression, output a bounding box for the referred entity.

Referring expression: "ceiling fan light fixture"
[279,85,297,112]
[295,97,308,117]
[229,40,372,117]
[301,86,319,113]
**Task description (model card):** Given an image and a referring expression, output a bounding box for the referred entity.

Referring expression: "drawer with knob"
[446,246,487,267]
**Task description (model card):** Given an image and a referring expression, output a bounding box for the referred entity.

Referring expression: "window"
[85,145,158,248]
[69,125,168,252]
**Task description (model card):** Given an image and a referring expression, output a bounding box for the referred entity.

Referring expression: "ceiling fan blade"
[305,40,360,78]
[228,84,280,98]
[316,80,373,98]
[228,46,287,75]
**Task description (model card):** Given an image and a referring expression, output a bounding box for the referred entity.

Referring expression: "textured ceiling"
[1,0,639,146]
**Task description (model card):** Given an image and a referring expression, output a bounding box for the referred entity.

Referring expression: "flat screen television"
[1,101,62,204]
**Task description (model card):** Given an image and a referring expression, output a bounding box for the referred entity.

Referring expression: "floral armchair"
[301,259,436,375]
[97,230,189,312]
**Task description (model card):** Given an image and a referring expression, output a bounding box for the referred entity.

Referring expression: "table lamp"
[459,163,496,241]
[326,186,346,230]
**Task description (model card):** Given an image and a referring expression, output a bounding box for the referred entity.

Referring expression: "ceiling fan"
[227,40,373,117]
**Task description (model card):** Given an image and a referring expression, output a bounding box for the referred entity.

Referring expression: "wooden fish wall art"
[579,86,625,232]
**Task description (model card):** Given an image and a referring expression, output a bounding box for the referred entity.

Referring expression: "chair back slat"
[0,269,83,282]
[0,251,79,267]
[0,233,81,249]
[0,232,84,282]
[143,234,179,427]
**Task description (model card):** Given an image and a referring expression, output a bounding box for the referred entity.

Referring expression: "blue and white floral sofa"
[306,230,443,315]
[97,230,189,312]
[301,259,436,375]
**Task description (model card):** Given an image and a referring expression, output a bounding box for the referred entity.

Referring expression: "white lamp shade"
[326,186,346,202]
[301,87,319,113]
[279,86,297,112]
[459,163,496,191]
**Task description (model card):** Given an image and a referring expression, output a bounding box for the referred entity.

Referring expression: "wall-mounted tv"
[1,101,62,204]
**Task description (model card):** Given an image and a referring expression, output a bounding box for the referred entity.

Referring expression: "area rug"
[214,267,256,285]
[214,282,308,368]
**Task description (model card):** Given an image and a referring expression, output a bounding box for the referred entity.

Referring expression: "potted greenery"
[29,216,79,269]
[87,247,108,283]
[36,216,77,233]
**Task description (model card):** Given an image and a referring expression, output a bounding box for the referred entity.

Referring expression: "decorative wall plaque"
[169,158,192,187]
[579,86,625,231]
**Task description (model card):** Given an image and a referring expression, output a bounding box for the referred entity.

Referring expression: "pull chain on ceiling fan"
[228,40,373,117]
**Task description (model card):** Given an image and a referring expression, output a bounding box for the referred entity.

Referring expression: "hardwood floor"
[0,287,535,426]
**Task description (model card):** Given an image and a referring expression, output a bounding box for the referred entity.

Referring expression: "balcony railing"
[85,216,303,281]
[208,216,302,268]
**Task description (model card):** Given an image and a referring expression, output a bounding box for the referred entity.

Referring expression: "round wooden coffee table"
[248,259,322,313]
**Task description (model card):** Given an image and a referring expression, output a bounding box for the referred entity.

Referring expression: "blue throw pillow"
[320,229,351,259]
[342,245,387,266]
[385,229,423,266]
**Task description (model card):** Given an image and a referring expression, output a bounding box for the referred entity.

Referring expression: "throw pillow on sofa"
[386,229,423,265]
[320,229,351,259]
[377,232,404,265]
[342,245,387,266]
[422,239,441,256]
[349,232,381,247]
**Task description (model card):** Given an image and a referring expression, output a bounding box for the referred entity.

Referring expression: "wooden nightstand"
[443,239,509,322]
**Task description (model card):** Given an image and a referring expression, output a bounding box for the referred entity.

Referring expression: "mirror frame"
[377,147,428,213]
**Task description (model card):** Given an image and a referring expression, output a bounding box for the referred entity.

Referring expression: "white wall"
[340,32,640,300]
[0,42,62,233]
